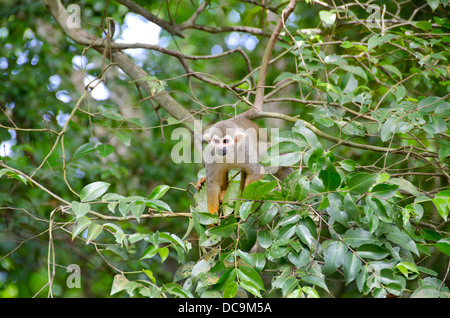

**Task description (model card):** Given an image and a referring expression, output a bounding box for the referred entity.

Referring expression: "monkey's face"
[210,135,234,156]
[203,128,245,163]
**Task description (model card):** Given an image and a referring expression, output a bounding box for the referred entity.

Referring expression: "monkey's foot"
[219,190,226,203]
[195,177,206,191]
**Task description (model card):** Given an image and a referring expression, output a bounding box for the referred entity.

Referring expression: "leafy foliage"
[0,0,449,298]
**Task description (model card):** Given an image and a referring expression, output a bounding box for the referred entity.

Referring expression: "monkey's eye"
[213,139,220,144]
[223,139,228,144]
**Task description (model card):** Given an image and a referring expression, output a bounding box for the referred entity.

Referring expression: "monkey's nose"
[218,147,227,156]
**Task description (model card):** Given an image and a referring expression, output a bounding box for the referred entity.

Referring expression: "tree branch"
[115,0,185,38]
[43,0,195,128]
[249,111,440,161]
[240,0,299,118]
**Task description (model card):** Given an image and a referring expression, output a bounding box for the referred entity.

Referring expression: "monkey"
[202,117,291,215]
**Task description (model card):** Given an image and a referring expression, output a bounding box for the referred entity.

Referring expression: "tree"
[0,0,449,298]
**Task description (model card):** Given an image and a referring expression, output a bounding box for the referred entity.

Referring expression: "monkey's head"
[203,124,245,158]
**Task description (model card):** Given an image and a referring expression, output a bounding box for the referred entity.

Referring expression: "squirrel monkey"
[202,117,290,215]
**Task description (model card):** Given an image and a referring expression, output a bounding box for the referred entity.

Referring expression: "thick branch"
[43,0,195,128]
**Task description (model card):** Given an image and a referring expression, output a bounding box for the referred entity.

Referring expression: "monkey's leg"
[207,181,221,215]
[219,170,229,203]
[244,171,263,188]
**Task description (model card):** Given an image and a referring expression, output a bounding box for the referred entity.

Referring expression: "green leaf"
[262,151,302,167]
[437,139,450,163]
[241,181,260,200]
[295,224,315,250]
[72,216,91,240]
[114,130,132,147]
[343,228,381,248]
[301,287,319,298]
[288,250,310,268]
[356,244,390,260]
[258,202,279,226]
[305,148,325,172]
[385,228,420,256]
[415,20,433,31]
[0,169,27,185]
[163,283,193,298]
[103,223,125,245]
[274,72,297,82]
[199,232,221,247]
[145,199,172,212]
[343,193,360,220]
[411,285,445,298]
[110,274,129,296]
[340,159,355,172]
[435,238,450,256]
[371,183,399,199]
[130,202,145,222]
[380,117,399,142]
[223,281,238,298]
[300,264,330,293]
[239,201,253,221]
[396,262,419,278]
[293,123,323,150]
[255,181,277,199]
[343,252,362,285]
[388,178,419,196]
[209,217,237,238]
[158,247,169,263]
[141,245,159,260]
[276,224,296,243]
[319,10,336,27]
[237,266,265,297]
[380,64,402,79]
[142,269,156,284]
[252,253,266,272]
[236,249,254,267]
[327,193,349,226]
[319,162,341,191]
[80,181,110,202]
[148,185,171,200]
[347,173,377,194]
[73,142,97,159]
[426,0,439,11]
[96,144,114,157]
[339,120,366,137]
[257,230,273,249]
[86,222,103,244]
[195,212,219,225]
[324,241,347,274]
[71,201,91,218]
[98,104,123,121]
[433,190,450,221]
[417,96,441,113]
[281,171,309,201]
[340,64,368,81]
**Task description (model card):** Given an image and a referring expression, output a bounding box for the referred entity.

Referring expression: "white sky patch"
[84,75,110,100]
[225,32,259,51]
[56,90,72,103]
[116,12,162,61]
[72,55,95,71]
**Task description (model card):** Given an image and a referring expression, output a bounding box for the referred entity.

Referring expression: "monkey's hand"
[195,177,206,191]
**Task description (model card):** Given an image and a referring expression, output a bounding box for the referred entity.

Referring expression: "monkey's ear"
[235,131,246,143]
[203,133,211,143]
